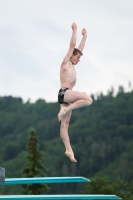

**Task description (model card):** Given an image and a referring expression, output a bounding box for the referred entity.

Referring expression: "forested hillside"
[0,87,133,194]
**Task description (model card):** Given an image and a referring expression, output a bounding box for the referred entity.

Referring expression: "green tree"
[82,176,133,200]
[22,128,50,194]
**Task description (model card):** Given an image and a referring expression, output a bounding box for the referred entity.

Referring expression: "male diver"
[58,22,93,162]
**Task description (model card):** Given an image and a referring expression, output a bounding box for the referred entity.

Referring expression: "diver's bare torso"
[60,61,76,90]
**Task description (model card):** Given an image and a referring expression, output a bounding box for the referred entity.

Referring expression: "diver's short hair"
[73,48,83,56]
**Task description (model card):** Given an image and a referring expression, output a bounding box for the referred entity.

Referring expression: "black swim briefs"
[58,87,69,104]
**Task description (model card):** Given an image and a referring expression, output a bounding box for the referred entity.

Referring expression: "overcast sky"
[0,0,133,103]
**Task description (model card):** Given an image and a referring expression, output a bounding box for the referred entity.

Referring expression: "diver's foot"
[58,108,68,121]
[65,151,77,162]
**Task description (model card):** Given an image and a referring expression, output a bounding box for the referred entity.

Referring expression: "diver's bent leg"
[58,90,93,121]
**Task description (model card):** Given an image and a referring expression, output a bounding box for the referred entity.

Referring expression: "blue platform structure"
[0,176,90,185]
[0,194,121,200]
[0,176,122,200]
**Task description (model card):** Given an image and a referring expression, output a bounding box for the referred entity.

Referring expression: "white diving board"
[0,176,90,185]
[0,194,122,199]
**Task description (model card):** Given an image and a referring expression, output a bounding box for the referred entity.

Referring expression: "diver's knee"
[61,121,70,129]
[86,97,93,105]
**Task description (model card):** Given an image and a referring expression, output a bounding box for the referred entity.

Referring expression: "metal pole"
[0,167,5,183]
